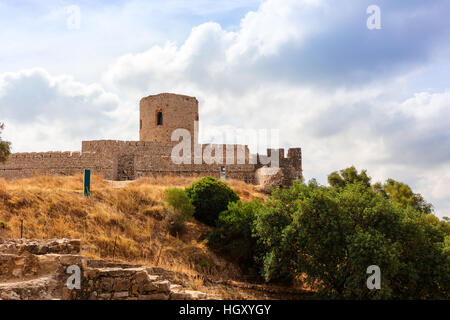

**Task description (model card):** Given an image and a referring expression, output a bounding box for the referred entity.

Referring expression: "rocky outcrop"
[0,238,217,300]
[255,166,284,192]
[0,238,81,255]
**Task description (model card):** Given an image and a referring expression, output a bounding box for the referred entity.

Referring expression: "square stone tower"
[139,93,199,144]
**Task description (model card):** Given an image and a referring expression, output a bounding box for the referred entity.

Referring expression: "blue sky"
[0,0,450,218]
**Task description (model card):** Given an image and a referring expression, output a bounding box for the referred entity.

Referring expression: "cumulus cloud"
[1,0,449,218]
[104,0,450,94]
[100,0,450,218]
[377,91,450,167]
[0,68,122,151]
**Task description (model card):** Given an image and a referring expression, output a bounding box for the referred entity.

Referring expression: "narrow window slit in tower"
[157,112,163,126]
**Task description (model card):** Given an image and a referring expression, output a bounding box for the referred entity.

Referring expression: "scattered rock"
[0,238,216,300]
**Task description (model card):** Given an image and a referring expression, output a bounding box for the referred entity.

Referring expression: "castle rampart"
[0,93,302,187]
[0,151,115,180]
[140,93,199,144]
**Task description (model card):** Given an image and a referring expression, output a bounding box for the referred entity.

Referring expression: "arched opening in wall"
[140,119,142,130]
[156,112,163,126]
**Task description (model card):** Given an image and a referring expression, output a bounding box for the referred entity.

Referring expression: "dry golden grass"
[0,174,266,292]
[129,175,266,202]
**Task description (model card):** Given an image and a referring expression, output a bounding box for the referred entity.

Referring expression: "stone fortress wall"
[140,93,199,144]
[0,93,302,187]
[0,151,115,180]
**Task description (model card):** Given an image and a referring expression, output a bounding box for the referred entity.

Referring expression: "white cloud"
[1,0,450,218]
[0,68,123,152]
[100,0,450,218]
[102,0,330,95]
[228,0,325,58]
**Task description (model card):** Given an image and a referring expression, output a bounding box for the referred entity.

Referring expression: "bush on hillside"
[327,166,371,188]
[0,123,11,164]
[163,187,194,236]
[374,178,433,214]
[203,166,449,298]
[208,199,264,273]
[186,177,240,226]
[255,180,450,299]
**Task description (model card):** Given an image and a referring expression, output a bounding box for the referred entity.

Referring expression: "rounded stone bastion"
[139,93,199,144]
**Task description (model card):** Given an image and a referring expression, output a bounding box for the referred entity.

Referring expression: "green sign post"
[220,166,226,181]
[84,169,91,197]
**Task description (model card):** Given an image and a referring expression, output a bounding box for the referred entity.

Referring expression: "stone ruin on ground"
[0,238,217,300]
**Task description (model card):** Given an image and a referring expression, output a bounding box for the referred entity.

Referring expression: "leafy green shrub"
[186,176,239,226]
[374,178,433,213]
[328,166,371,188]
[0,123,11,164]
[163,207,187,236]
[195,258,216,274]
[184,167,448,298]
[330,166,433,214]
[208,199,264,273]
[163,188,194,236]
[255,180,450,299]
[164,187,195,217]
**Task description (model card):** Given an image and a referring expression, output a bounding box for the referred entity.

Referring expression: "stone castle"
[0,93,302,187]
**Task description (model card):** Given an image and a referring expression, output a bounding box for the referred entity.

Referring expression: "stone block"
[98,293,112,300]
[113,278,130,292]
[184,290,207,300]
[134,270,149,283]
[170,291,190,300]
[99,277,114,292]
[113,291,129,299]
[138,293,169,300]
[59,255,83,266]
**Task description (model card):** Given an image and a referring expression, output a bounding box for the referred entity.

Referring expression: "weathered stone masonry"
[0,239,215,300]
[0,93,302,187]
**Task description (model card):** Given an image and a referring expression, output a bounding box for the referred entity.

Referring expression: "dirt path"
[105,180,135,188]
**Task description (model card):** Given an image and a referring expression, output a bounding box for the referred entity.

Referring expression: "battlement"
[8,151,87,159]
[0,93,302,187]
[0,149,114,180]
[256,148,302,168]
[83,140,175,148]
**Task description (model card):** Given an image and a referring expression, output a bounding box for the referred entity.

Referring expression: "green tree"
[164,187,195,217]
[375,179,433,214]
[255,181,317,284]
[255,180,449,299]
[163,187,195,236]
[208,199,264,273]
[328,166,371,188]
[0,123,11,164]
[330,166,433,214]
[186,176,240,226]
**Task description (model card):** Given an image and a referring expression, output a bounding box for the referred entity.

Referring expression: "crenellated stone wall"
[0,142,302,187]
[0,93,302,187]
[0,151,116,180]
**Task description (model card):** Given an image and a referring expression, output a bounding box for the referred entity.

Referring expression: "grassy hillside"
[0,174,284,297]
